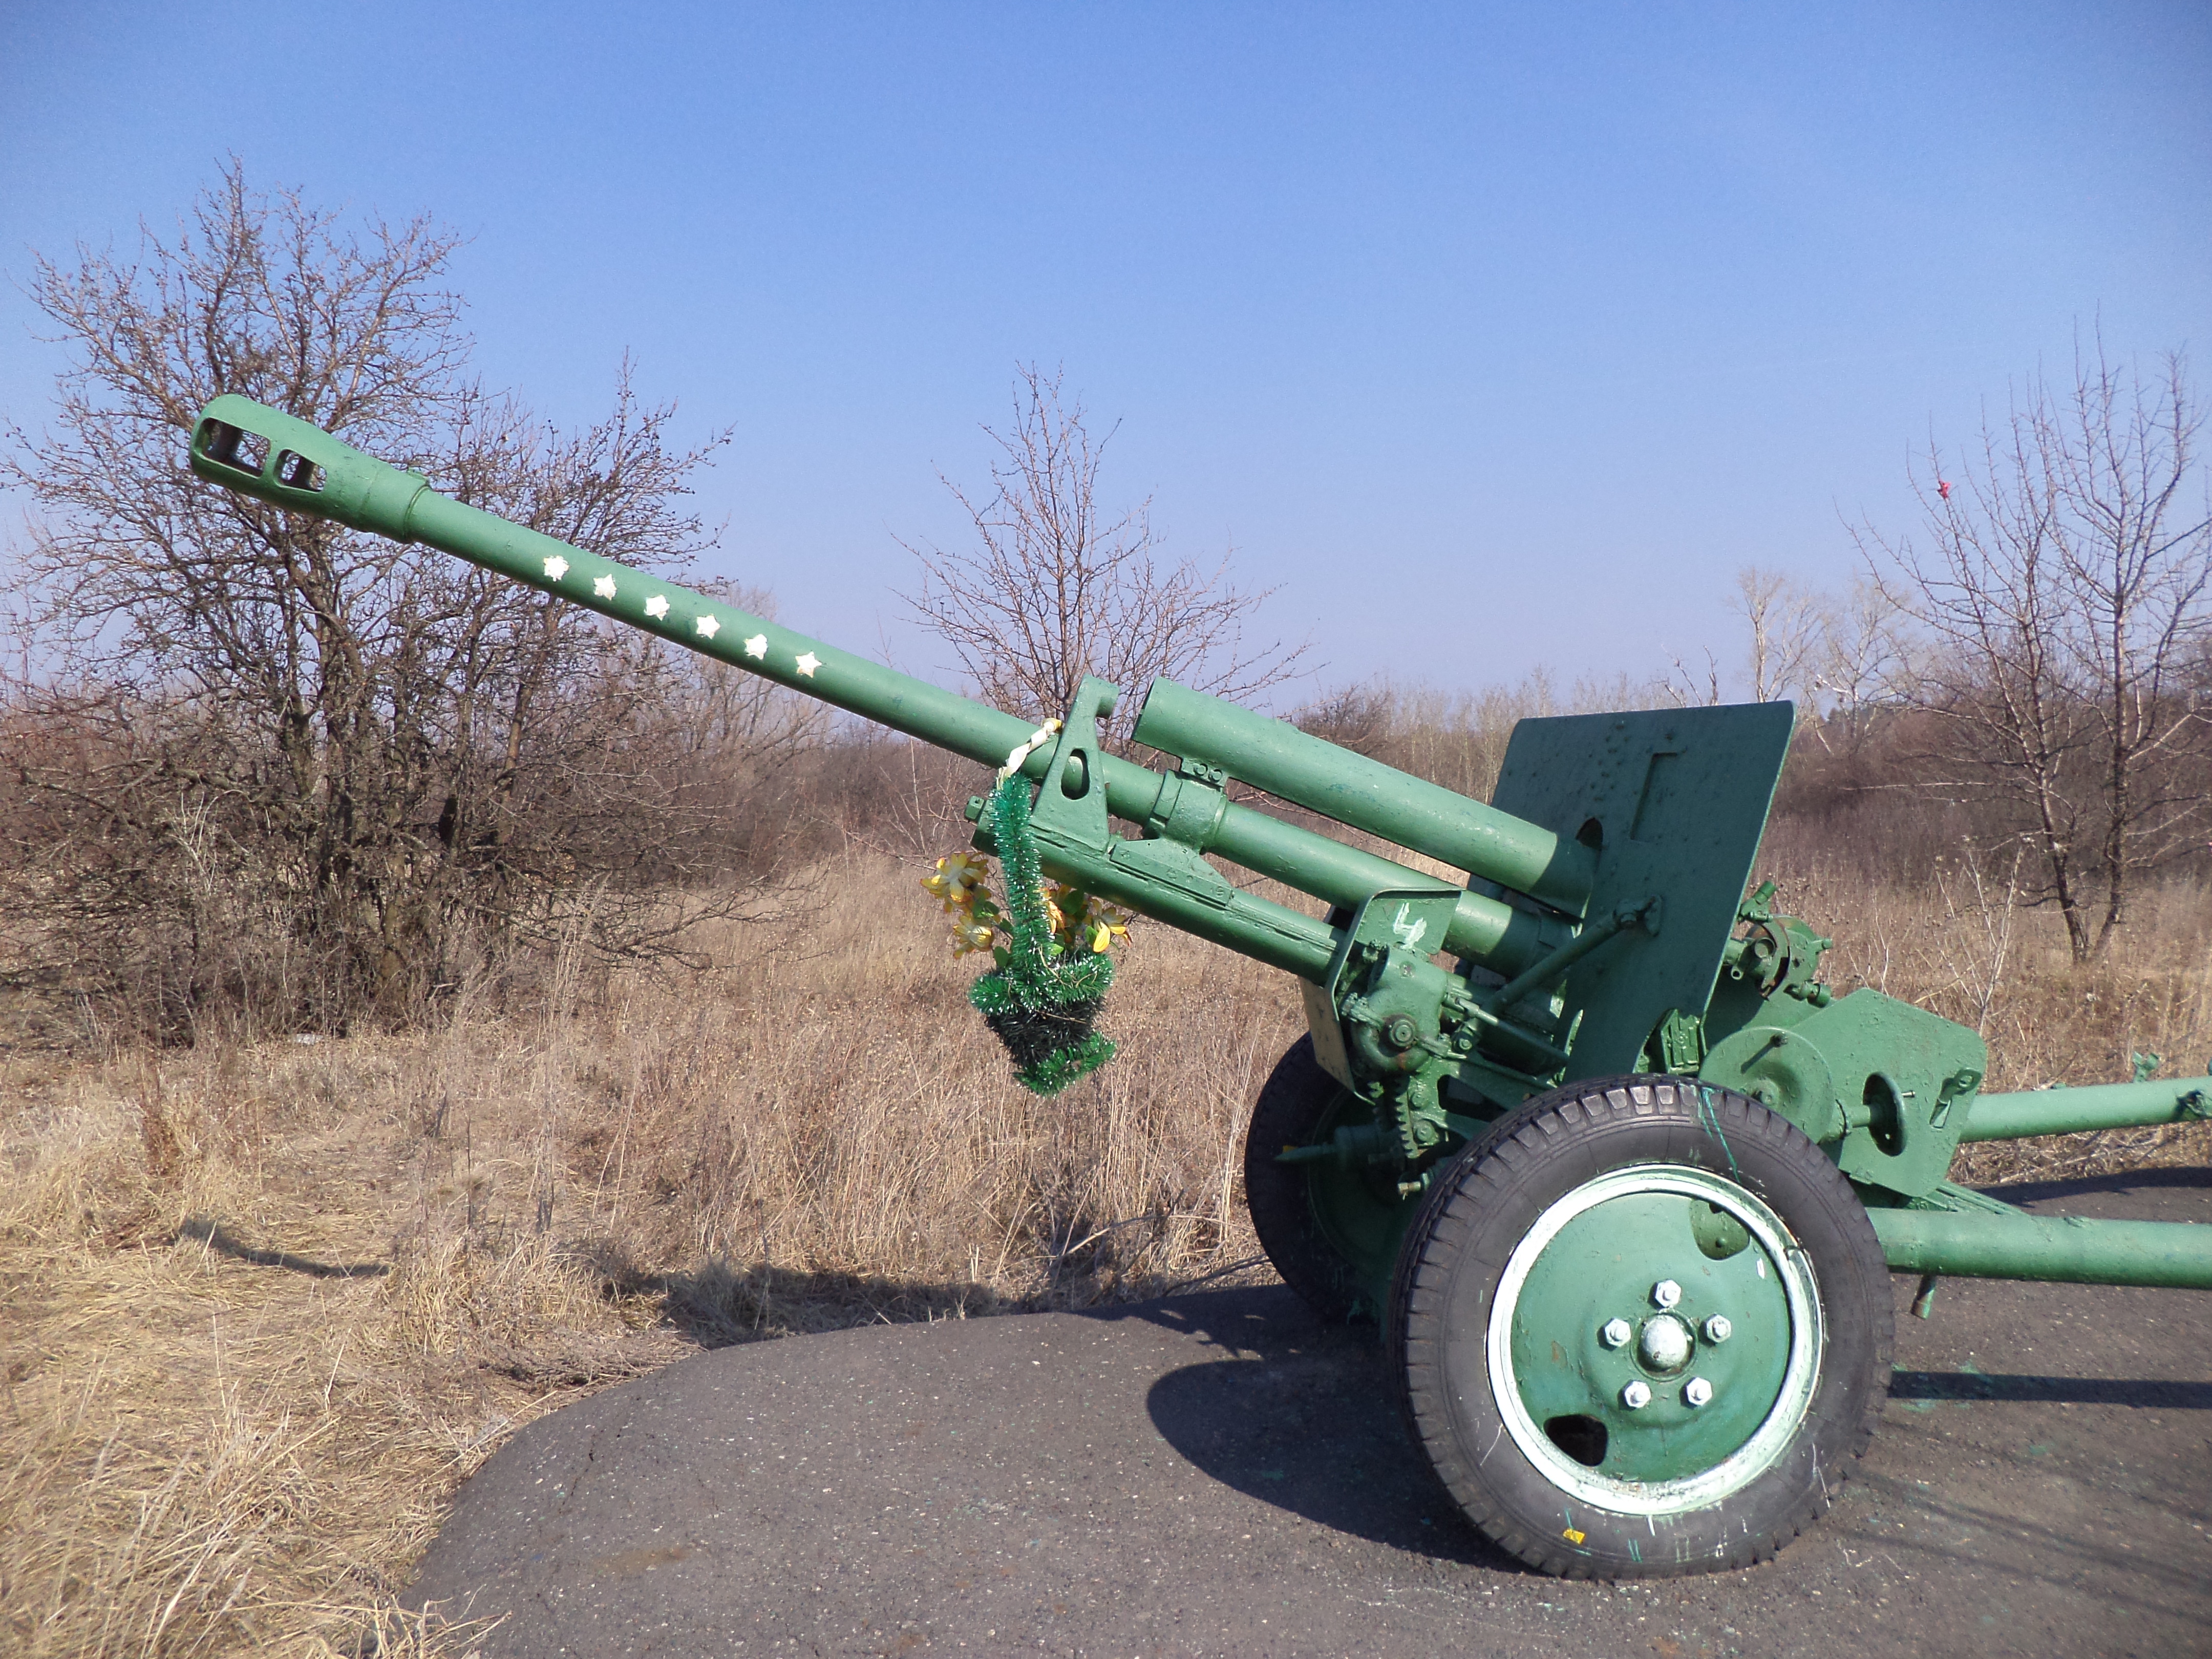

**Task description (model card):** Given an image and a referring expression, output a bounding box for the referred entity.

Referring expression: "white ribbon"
[997,718,1063,783]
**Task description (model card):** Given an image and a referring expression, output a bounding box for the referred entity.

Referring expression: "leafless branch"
[898,364,1309,746]
[1854,336,2212,961]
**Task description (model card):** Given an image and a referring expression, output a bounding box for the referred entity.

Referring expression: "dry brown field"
[3,849,2207,1656]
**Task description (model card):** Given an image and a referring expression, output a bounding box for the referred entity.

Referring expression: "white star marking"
[794,651,822,678]
[592,574,617,599]
[542,556,569,582]
[695,614,721,640]
[743,633,768,660]
[644,594,670,620]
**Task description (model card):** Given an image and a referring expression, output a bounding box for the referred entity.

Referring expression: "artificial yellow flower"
[1038,882,1130,955]
[922,851,991,913]
[926,860,1130,960]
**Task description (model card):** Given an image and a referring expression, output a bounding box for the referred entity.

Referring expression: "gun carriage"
[189,395,2212,1579]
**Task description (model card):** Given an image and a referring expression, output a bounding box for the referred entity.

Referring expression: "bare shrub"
[1730,564,1832,704]
[0,163,802,1043]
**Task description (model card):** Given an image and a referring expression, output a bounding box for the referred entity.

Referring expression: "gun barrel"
[1135,679,1595,916]
[188,396,1561,977]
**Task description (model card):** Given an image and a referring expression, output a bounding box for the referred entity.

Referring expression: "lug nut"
[1653,1280,1682,1309]
[1621,1380,1652,1410]
[1684,1377,1714,1408]
[1704,1315,1733,1343]
[1601,1318,1633,1348]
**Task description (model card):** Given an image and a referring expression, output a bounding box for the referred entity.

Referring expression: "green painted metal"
[1509,1188,1791,1482]
[1491,897,1657,1011]
[1134,678,1597,915]
[1487,705,1796,1078]
[1299,1082,1423,1311]
[191,396,1041,763]
[1487,1164,1826,1518]
[1958,1075,2211,1142]
[180,400,1453,980]
[1310,888,1548,1163]
[1196,803,1567,975]
[969,676,1339,979]
[1868,1206,2212,1288]
[1700,989,1988,1201]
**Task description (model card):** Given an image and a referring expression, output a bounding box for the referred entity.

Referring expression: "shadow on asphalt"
[1984,1164,2212,1206]
[558,1246,1011,1350]
[1889,1369,2212,1408]
[1084,1286,1527,1568]
[1079,1251,2211,1566]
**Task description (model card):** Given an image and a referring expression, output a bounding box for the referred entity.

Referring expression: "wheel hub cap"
[1637,1313,1693,1372]
[1487,1163,1825,1517]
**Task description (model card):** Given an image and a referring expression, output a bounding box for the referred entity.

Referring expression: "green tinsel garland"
[968,774,1116,1096]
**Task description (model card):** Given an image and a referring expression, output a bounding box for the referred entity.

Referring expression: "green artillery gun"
[189,395,2212,1579]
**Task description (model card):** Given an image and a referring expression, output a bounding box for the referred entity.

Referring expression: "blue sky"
[4,3,2207,699]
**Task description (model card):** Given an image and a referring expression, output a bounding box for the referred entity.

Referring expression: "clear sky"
[4,2,2207,700]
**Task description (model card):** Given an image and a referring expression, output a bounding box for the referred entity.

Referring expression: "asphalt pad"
[408,1170,2211,1658]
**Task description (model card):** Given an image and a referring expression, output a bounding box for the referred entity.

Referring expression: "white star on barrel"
[644,594,670,620]
[743,634,768,659]
[696,614,721,640]
[542,556,569,581]
[794,651,822,678]
[592,575,617,599]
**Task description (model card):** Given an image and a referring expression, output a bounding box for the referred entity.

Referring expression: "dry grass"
[2,848,2206,1655]
[1,850,1300,1656]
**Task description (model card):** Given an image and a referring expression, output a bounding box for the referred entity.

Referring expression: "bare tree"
[1806,576,1907,755]
[1730,565,1831,704]
[900,365,1307,745]
[0,164,785,1037]
[1659,644,1722,708]
[1858,342,2212,962]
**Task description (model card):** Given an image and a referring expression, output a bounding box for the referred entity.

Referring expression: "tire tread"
[1387,1076,1892,1579]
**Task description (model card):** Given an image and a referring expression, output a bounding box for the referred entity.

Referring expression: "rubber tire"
[1243,1036,1366,1323]
[1388,1075,1892,1579]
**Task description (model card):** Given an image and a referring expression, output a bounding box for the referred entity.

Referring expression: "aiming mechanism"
[190,395,2212,1579]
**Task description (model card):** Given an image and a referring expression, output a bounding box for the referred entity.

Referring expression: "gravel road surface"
[409,1169,2211,1657]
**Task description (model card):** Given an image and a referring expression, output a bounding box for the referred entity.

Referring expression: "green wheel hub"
[1302,1090,1416,1302]
[1490,1163,1823,1515]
